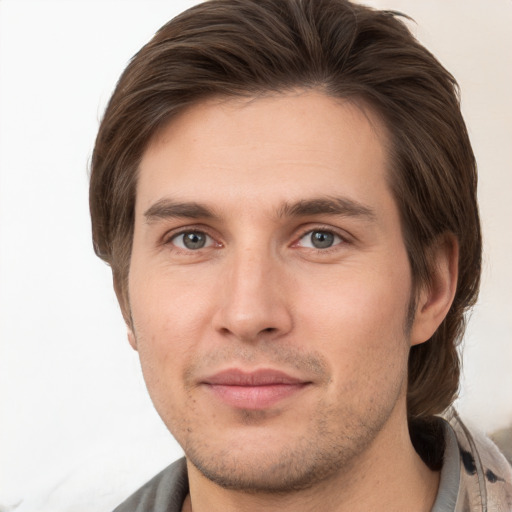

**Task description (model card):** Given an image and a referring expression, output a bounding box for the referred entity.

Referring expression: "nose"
[212,247,293,343]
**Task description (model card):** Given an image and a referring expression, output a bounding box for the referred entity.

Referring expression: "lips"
[202,369,310,409]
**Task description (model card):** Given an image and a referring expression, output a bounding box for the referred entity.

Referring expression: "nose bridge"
[215,240,292,341]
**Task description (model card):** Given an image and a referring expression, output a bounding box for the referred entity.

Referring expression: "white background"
[0,1,511,510]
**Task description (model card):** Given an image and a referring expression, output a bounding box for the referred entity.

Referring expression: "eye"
[170,231,214,250]
[297,229,343,249]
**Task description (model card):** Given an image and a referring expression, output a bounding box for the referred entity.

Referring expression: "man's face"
[128,91,416,492]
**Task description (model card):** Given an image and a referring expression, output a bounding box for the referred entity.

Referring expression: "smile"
[202,369,311,410]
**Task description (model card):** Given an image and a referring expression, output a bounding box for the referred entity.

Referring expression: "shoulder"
[113,457,188,512]
[445,410,512,510]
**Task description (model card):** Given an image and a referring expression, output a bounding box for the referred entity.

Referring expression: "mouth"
[201,369,311,410]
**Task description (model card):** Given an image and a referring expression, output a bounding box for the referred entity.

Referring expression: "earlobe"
[113,274,138,351]
[410,234,459,346]
[127,327,138,351]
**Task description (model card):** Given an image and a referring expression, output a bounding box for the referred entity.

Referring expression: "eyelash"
[162,225,350,254]
[163,226,220,253]
[293,226,348,252]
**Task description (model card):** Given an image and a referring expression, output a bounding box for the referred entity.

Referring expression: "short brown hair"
[90,0,481,420]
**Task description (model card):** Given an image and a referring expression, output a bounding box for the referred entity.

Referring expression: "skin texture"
[127,91,457,511]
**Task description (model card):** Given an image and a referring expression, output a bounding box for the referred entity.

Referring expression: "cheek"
[130,263,216,346]
[127,269,215,404]
[297,261,411,331]
[293,263,412,382]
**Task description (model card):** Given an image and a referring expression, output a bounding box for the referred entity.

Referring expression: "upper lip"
[202,369,308,386]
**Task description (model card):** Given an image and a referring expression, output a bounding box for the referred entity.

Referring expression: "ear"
[113,274,138,351]
[410,234,459,346]
[126,327,138,351]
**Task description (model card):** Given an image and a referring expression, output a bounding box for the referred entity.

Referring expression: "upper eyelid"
[171,231,216,250]
[298,228,343,240]
[170,230,213,241]
[159,223,352,248]
[162,224,218,243]
[163,229,220,254]
[294,231,345,251]
[294,224,351,242]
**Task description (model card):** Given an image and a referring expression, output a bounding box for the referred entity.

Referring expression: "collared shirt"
[113,413,512,512]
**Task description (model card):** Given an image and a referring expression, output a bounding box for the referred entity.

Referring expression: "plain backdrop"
[0,1,511,510]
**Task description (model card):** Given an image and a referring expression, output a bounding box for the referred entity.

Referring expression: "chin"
[183,423,374,494]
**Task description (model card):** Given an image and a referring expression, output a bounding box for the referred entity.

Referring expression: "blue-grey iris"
[183,232,206,249]
[311,231,335,249]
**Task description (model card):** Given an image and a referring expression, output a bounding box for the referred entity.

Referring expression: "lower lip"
[205,383,308,409]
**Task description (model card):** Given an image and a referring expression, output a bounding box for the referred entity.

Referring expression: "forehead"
[136,91,392,217]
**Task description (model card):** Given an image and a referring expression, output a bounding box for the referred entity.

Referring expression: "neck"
[183,409,440,512]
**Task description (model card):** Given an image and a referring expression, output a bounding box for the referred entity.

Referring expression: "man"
[89,0,512,510]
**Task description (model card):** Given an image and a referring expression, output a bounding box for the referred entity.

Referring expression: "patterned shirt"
[113,411,512,511]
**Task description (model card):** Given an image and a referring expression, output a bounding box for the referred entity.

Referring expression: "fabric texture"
[113,412,512,511]
[113,458,188,512]
[443,409,512,511]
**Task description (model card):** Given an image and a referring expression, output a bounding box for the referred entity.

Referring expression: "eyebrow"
[277,196,376,221]
[143,196,376,223]
[144,199,216,222]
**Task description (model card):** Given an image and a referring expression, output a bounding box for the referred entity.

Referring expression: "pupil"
[183,232,205,249]
[311,231,334,249]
